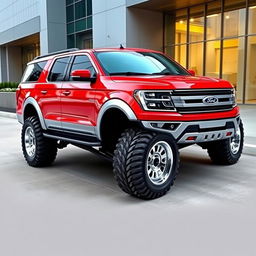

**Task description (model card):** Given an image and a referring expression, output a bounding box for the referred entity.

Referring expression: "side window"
[70,55,96,79]
[22,61,47,82]
[48,57,70,82]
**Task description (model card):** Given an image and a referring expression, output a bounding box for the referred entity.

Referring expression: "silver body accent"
[142,117,240,144]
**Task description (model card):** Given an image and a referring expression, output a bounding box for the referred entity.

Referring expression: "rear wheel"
[22,116,58,167]
[113,128,179,200]
[206,120,244,165]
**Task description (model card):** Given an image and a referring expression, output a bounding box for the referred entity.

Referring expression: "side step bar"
[43,133,101,147]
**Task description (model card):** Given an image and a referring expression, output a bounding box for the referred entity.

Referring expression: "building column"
[0,47,8,82]
[40,0,67,55]
[92,1,163,51]
[5,46,22,83]
[92,0,127,48]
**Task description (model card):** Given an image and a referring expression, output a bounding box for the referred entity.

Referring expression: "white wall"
[40,0,67,54]
[93,0,127,48]
[0,0,40,33]
[126,7,163,51]
[93,1,163,51]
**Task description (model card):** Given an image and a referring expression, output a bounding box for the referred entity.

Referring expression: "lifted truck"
[16,47,244,199]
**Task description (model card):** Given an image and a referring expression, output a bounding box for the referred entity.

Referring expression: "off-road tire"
[206,120,244,165]
[22,116,57,167]
[113,128,179,200]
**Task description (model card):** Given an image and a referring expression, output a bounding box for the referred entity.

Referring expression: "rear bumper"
[142,116,240,144]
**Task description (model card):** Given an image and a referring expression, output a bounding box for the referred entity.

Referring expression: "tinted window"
[70,55,96,78]
[96,51,189,76]
[48,57,70,82]
[22,61,47,82]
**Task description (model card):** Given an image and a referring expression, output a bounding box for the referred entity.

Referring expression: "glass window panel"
[175,9,187,44]
[175,44,187,68]
[249,0,256,35]
[67,34,75,48]
[48,57,70,82]
[207,1,221,40]
[75,0,86,20]
[66,5,74,23]
[86,16,92,29]
[205,40,220,78]
[75,18,86,32]
[222,38,245,103]
[189,42,203,75]
[245,36,256,104]
[70,55,96,77]
[189,5,204,42]
[67,22,74,34]
[87,0,92,16]
[224,0,246,37]
[22,61,47,83]
[66,0,73,5]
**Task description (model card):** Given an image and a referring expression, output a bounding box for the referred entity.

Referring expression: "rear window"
[22,61,47,82]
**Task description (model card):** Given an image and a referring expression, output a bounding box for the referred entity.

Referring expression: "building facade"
[0,0,255,104]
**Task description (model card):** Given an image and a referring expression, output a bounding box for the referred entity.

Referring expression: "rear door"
[42,56,71,129]
[60,54,97,135]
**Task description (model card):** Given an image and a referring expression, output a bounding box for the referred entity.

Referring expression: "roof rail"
[34,48,80,60]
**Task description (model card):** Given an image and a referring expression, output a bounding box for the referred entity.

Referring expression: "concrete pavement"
[0,113,256,256]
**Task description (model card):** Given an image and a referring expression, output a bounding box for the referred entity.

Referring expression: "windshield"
[95,51,189,76]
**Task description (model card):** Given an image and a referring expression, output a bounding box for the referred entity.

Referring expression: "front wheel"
[113,129,179,200]
[206,120,244,165]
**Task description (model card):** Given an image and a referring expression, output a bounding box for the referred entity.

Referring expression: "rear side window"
[69,55,96,78]
[22,61,47,82]
[48,57,70,82]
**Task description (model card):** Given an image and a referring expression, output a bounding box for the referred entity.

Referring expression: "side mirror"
[71,69,96,82]
[188,69,196,76]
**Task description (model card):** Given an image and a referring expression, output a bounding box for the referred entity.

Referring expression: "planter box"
[0,92,16,112]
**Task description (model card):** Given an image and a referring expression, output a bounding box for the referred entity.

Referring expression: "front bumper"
[142,116,240,144]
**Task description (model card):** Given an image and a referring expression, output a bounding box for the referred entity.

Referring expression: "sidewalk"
[0,105,255,155]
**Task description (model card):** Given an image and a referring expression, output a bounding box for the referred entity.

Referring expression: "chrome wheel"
[230,126,241,154]
[146,141,173,185]
[24,126,36,158]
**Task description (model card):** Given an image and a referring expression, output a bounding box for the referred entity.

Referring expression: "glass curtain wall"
[66,0,93,49]
[164,0,256,104]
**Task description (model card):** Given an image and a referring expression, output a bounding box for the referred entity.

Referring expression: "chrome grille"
[171,89,235,114]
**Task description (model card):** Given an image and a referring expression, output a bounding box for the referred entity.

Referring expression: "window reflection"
[205,40,220,78]
[189,6,204,42]
[223,38,245,103]
[189,42,203,75]
[246,36,256,104]
[207,0,221,40]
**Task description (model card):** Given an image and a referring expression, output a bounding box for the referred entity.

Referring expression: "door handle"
[62,91,71,96]
[41,90,47,95]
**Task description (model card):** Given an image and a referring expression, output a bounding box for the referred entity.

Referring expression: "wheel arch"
[22,97,47,130]
[96,99,138,141]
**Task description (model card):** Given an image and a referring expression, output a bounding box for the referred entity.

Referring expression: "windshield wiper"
[109,72,152,76]
[151,71,173,75]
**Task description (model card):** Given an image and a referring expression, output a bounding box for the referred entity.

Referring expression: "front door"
[60,54,97,136]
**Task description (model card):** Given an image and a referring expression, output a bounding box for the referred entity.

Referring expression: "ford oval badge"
[202,96,218,104]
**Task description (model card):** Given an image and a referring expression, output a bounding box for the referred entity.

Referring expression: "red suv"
[16,47,244,199]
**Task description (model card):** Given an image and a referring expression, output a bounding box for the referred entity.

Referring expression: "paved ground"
[0,114,256,256]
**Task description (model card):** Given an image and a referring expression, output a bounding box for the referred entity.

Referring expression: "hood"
[110,75,233,90]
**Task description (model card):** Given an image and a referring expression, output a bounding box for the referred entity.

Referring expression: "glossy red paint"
[16,48,239,128]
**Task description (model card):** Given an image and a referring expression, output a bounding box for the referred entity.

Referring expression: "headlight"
[231,89,237,106]
[134,90,175,111]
